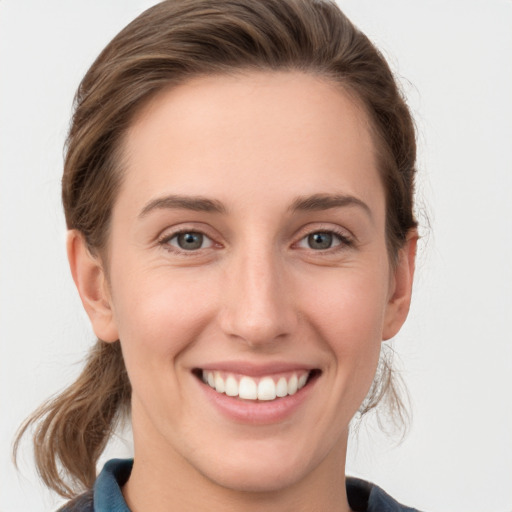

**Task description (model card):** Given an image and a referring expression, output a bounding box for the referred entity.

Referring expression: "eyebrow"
[138,192,372,220]
[289,193,373,219]
[139,195,227,218]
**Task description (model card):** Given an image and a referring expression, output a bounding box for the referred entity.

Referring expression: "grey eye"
[297,231,343,250]
[169,232,212,250]
[307,232,334,250]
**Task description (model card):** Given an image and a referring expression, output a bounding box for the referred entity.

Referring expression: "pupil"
[308,232,332,250]
[178,232,203,250]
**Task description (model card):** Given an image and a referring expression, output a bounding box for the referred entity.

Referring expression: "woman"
[16,0,420,510]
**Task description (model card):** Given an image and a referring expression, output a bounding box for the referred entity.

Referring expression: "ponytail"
[14,340,130,498]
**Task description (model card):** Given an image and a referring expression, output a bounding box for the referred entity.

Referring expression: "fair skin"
[68,71,416,512]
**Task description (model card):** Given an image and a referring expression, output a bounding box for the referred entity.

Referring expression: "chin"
[195,438,323,494]
[206,461,307,494]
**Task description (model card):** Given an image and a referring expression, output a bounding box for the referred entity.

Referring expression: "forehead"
[119,71,383,216]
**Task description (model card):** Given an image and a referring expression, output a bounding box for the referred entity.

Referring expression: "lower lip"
[197,375,318,425]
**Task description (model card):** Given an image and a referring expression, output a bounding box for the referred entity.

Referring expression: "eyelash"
[158,230,217,255]
[157,227,354,255]
[295,228,353,252]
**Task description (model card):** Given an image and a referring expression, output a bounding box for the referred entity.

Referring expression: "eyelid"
[167,231,214,249]
[296,232,342,250]
[292,224,355,251]
[156,224,222,255]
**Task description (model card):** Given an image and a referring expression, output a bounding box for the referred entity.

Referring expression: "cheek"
[296,266,388,388]
[110,265,216,362]
[288,265,390,429]
[298,266,389,343]
[108,265,220,423]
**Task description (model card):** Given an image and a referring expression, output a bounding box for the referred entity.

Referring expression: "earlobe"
[66,230,119,343]
[382,230,418,341]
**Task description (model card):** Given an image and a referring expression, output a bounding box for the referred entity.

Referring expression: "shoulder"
[347,477,423,512]
[55,491,93,512]
[56,459,133,512]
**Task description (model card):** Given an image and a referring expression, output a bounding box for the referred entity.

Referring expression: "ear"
[382,230,418,341]
[67,230,119,342]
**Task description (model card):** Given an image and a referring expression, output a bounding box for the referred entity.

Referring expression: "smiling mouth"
[193,369,321,402]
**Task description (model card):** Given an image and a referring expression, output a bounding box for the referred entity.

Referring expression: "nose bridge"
[220,240,296,345]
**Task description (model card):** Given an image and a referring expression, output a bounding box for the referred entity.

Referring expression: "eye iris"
[308,232,333,250]
[177,232,203,250]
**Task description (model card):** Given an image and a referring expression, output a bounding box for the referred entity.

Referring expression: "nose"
[218,246,298,347]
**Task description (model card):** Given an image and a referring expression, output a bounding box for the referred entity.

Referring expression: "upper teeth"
[202,370,309,401]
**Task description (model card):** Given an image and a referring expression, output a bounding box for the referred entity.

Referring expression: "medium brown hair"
[15,0,417,498]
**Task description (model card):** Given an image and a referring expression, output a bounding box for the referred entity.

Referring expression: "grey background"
[1,1,511,510]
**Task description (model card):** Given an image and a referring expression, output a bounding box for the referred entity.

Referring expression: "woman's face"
[77,71,414,493]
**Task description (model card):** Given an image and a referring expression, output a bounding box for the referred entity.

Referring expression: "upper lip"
[195,361,319,377]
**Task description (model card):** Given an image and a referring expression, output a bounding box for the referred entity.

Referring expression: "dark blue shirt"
[58,458,421,512]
